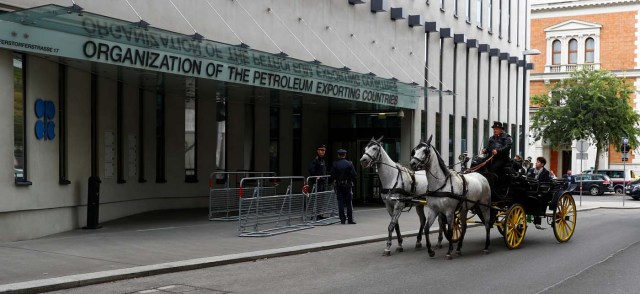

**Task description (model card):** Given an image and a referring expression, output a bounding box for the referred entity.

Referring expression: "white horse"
[360,137,435,256]
[409,135,492,259]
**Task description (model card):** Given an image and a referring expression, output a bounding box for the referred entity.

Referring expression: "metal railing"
[304,175,339,226]
[546,63,600,73]
[238,176,314,237]
[208,171,276,221]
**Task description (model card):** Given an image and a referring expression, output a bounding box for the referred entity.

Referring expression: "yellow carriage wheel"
[504,204,527,249]
[494,211,506,237]
[553,193,577,243]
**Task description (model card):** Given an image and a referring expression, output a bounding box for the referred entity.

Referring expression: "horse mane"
[432,147,451,177]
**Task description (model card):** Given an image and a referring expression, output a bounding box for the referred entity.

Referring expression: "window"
[498,0,502,37]
[507,0,511,42]
[58,64,70,185]
[436,112,441,153]
[487,0,492,32]
[155,74,166,183]
[269,90,279,173]
[545,20,601,72]
[449,114,454,166]
[466,0,471,22]
[117,68,126,184]
[552,40,561,65]
[185,77,197,182]
[511,123,517,157]
[568,39,578,64]
[585,38,595,63]
[13,53,29,185]
[454,0,458,16]
[461,117,467,153]
[216,82,227,173]
[473,118,479,157]
[292,96,302,175]
[477,0,482,28]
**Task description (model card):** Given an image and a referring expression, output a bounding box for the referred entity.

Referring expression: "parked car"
[584,169,635,194]
[567,174,614,196]
[625,179,640,200]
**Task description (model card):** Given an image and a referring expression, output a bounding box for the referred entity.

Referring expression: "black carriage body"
[503,176,566,216]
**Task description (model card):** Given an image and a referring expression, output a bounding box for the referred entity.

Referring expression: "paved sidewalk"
[1,199,639,293]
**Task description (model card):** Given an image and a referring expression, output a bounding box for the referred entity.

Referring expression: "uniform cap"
[337,149,347,154]
[317,144,327,150]
[491,121,504,129]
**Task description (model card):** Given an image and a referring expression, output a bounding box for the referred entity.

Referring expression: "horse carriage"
[468,153,577,250]
[360,136,577,259]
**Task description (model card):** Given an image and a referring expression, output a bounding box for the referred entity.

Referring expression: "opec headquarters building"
[0,0,530,242]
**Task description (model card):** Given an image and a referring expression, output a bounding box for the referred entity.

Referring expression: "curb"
[0,228,435,294]
[1,205,638,293]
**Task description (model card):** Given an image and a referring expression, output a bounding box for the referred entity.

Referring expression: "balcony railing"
[546,63,600,73]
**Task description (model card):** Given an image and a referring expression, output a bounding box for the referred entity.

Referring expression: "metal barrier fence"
[208,171,276,221]
[304,175,340,226]
[238,176,313,237]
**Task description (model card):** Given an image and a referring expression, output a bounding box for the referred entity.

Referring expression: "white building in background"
[0,0,529,242]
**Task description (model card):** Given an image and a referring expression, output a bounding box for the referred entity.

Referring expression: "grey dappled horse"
[409,136,492,259]
[360,136,433,256]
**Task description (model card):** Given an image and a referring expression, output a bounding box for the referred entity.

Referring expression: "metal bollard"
[84,176,102,229]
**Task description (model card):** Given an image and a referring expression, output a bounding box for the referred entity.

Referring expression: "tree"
[530,69,640,172]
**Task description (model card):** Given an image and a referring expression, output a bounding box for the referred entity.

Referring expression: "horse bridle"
[410,142,431,169]
[362,140,382,168]
[363,139,417,198]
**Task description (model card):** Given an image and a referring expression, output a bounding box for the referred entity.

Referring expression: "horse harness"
[363,140,419,211]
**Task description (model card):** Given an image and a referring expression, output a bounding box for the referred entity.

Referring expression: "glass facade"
[13,53,26,182]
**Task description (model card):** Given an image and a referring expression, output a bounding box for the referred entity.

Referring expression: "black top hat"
[491,121,504,129]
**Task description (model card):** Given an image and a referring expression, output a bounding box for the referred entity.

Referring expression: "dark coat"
[330,158,357,187]
[487,132,513,159]
[528,167,552,183]
[307,156,328,177]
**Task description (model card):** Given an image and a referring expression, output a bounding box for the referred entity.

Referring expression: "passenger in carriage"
[512,154,527,176]
[526,156,552,230]
[526,156,552,183]
[482,122,513,179]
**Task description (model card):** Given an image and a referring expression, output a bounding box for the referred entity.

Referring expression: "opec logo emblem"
[34,98,56,140]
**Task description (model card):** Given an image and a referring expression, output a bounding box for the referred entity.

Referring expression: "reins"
[463,154,495,173]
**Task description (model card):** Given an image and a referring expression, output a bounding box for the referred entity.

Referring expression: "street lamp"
[520,48,541,158]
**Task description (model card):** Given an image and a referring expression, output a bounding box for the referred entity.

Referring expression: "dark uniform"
[331,150,357,224]
[307,146,328,192]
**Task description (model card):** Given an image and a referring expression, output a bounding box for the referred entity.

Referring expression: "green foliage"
[530,70,640,170]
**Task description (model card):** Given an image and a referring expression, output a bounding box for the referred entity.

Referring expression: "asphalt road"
[47,208,640,294]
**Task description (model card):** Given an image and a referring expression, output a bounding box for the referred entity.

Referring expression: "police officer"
[307,144,328,192]
[331,148,357,224]
[482,122,513,177]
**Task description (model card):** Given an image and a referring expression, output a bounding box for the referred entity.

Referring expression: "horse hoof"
[446,254,452,260]
[455,250,462,256]
[383,250,391,256]
[415,243,423,249]
[435,244,442,249]
[483,249,490,255]
[396,247,404,253]
[428,251,435,258]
